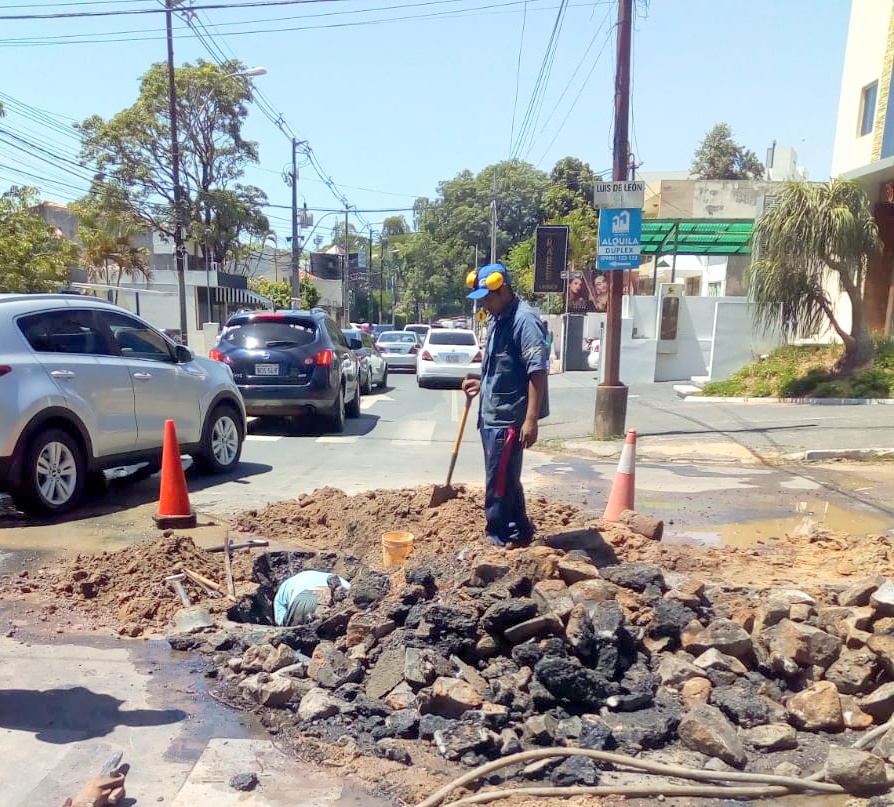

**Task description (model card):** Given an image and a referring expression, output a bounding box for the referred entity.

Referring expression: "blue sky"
[0,0,851,243]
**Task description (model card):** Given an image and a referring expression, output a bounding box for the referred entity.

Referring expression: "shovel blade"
[429,484,457,508]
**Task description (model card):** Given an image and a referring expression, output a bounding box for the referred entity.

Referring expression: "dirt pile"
[0,533,255,636]
[176,523,894,804]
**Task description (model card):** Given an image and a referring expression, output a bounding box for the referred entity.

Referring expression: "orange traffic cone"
[153,419,197,529]
[603,429,636,522]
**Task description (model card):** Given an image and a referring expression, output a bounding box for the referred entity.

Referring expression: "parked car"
[209,309,361,432]
[0,294,246,514]
[342,328,388,393]
[371,323,394,339]
[417,328,483,388]
[404,323,431,345]
[375,331,419,371]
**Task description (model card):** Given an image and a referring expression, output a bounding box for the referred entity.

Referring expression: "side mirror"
[349,338,363,351]
[175,345,194,363]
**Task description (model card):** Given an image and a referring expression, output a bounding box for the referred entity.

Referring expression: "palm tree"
[750,179,881,373]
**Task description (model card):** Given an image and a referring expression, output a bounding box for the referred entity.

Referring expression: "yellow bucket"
[381,531,415,567]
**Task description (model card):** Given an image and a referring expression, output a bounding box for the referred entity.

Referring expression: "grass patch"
[700,339,894,399]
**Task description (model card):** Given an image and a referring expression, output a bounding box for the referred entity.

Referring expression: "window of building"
[685,277,701,296]
[861,81,879,137]
[708,282,722,297]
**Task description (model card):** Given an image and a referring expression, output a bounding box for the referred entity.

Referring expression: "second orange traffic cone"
[153,419,197,530]
[603,429,636,522]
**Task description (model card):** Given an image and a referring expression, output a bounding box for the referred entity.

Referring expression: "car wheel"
[346,378,362,419]
[330,385,346,433]
[193,404,243,473]
[378,366,388,389]
[14,428,86,514]
[362,367,374,395]
[417,377,427,389]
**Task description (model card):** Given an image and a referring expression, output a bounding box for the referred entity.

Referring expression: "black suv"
[209,309,361,432]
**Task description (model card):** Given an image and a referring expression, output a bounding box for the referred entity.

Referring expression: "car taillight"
[208,349,233,365]
[304,349,332,366]
[472,351,483,363]
[0,365,11,378]
[421,350,433,361]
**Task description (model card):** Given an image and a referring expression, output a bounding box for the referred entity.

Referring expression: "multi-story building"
[832,0,894,332]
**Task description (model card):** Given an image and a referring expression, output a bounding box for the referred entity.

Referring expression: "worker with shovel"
[462,263,549,547]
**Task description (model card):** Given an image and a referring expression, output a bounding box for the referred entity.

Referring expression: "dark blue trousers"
[481,426,533,546]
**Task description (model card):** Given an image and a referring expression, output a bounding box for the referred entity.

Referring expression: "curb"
[683,395,894,405]
[783,448,894,462]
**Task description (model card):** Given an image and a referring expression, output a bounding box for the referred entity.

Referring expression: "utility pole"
[343,207,350,325]
[490,167,497,263]
[165,0,189,345]
[290,138,300,302]
[379,235,386,324]
[593,0,633,439]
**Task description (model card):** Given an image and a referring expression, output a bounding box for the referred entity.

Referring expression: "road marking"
[245,435,283,442]
[316,435,360,444]
[392,419,437,445]
[360,394,395,411]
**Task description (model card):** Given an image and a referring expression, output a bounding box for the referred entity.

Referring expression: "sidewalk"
[540,376,894,463]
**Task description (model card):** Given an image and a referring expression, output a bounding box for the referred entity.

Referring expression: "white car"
[417,329,482,388]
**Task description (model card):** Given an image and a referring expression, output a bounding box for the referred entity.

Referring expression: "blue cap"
[467,263,511,300]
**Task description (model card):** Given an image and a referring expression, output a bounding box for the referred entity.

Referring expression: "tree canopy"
[750,179,880,372]
[691,123,765,181]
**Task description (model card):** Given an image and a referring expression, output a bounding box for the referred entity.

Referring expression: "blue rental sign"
[597,207,642,271]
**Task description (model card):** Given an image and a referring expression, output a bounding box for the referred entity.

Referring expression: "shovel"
[430,392,473,507]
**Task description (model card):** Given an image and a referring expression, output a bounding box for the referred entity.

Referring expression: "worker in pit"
[273,570,350,626]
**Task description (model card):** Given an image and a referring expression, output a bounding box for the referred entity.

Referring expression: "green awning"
[639,219,753,256]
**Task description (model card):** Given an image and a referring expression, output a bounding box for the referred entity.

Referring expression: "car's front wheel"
[329,385,346,433]
[15,428,86,514]
[193,404,243,473]
[378,366,388,389]
[346,378,361,419]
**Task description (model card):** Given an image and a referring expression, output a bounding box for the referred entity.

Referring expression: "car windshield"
[221,321,316,349]
[405,326,429,333]
[378,332,416,344]
[428,331,477,346]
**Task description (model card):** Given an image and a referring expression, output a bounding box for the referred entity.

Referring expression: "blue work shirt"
[479,296,550,429]
[273,570,350,626]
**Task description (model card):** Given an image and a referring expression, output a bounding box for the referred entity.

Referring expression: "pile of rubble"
[175,530,894,799]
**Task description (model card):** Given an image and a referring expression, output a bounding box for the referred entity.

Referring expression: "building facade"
[832,0,894,333]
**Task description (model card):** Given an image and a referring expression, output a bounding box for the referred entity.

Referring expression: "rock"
[298,687,339,721]
[466,703,510,731]
[826,746,890,796]
[241,643,275,673]
[419,713,452,739]
[504,614,564,644]
[682,619,752,660]
[551,756,600,787]
[524,713,558,744]
[376,739,411,765]
[404,647,450,689]
[678,704,747,768]
[513,546,561,582]
[603,702,680,752]
[681,677,712,709]
[600,562,665,593]
[840,695,874,730]
[262,643,296,673]
[872,580,894,617]
[824,649,878,695]
[774,762,802,778]
[429,677,483,718]
[384,681,417,711]
[657,655,704,688]
[229,772,259,792]
[578,717,613,750]
[872,725,894,759]
[475,635,500,659]
[470,555,511,586]
[617,510,664,541]
[711,683,770,729]
[308,643,363,689]
[350,570,391,607]
[868,634,894,676]
[346,613,396,647]
[366,647,407,700]
[532,580,574,619]
[762,619,842,669]
[385,709,420,739]
[424,605,479,655]
[649,599,698,644]
[499,728,522,755]
[480,599,539,635]
[847,628,873,649]
[693,648,748,676]
[665,579,705,609]
[555,716,583,742]
[569,579,617,604]
[434,723,494,761]
[787,681,843,731]
[534,656,608,709]
[556,556,600,585]
[859,681,894,721]
[789,603,815,622]
[742,723,797,751]
[840,576,886,607]
[447,657,486,695]
[239,673,300,708]
[405,566,436,596]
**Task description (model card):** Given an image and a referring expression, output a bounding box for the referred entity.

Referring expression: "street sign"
[475,309,488,323]
[597,207,642,271]
[533,225,568,293]
[593,181,645,209]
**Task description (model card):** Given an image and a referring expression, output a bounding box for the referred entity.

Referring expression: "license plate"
[254,363,279,376]
[445,354,461,363]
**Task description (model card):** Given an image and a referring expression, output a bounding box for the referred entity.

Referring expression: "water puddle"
[664,499,892,549]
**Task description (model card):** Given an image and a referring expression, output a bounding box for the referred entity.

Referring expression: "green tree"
[77,59,268,268]
[750,179,880,372]
[0,186,76,292]
[249,277,291,309]
[381,215,410,237]
[300,274,320,309]
[691,123,765,180]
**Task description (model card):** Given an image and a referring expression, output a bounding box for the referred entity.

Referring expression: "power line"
[507,0,528,155]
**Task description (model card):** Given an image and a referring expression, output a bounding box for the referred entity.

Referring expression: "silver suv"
[0,294,247,514]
